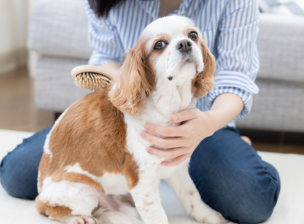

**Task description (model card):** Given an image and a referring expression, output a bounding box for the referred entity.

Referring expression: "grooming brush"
[71,65,114,91]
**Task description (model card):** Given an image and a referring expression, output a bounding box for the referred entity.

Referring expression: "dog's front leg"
[130,168,168,224]
[165,164,226,224]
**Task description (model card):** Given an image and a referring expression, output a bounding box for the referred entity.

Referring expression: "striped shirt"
[85,0,260,126]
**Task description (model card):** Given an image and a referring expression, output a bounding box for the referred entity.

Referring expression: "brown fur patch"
[36,196,72,219]
[51,171,105,193]
[191,35,216,98]
[184,28,200,44]
[109,36,156,115]
[150,34,171,56]
[38,86,139,216]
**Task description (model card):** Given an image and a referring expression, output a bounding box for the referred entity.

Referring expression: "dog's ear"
[109,45,154,115]
[192,39,216,98]
[71,65,113,92]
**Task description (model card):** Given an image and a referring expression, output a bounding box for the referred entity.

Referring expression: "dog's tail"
[93,205,143,224]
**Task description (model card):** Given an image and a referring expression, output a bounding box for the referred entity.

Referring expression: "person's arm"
[140,0,260,166]
[209,93,244,131]
[101,61,121,78]
[85,1,123,78]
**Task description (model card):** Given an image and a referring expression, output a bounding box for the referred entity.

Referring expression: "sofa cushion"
[257,14,304,83]
[27,0,92,60]
[28,0,304,83]
[259,0,304,16]
[35,56,90,111]
[236,78,304,132]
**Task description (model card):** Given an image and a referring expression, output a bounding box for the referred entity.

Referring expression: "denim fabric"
[189,127,280,224]
[0,127,51,200]
[0,127,280,223]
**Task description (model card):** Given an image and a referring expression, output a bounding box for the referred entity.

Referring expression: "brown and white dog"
[36,16,226,224]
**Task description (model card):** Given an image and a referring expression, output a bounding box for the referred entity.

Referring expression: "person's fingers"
[143,123,183,137]
[160,153,190,167]
[140,132,186,149]
[241,136,252,145]
[146,146,189,159]
[171,108,199,123]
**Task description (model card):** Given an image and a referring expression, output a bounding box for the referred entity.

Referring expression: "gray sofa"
[28,0,304,132]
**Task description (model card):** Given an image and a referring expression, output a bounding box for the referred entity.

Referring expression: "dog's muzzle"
[176,39,192,53]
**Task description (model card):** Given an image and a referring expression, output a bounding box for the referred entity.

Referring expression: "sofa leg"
[54,112,62,122]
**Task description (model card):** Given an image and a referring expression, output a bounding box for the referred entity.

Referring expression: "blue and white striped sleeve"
[208,0,260,118]
[85,2,124,66]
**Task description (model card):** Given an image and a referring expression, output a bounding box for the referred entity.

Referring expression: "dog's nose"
[176,40,192,53]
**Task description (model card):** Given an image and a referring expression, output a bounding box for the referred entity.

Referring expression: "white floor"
[0,129,304,224]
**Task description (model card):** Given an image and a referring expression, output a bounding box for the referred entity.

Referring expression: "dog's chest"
[98,172,129,195]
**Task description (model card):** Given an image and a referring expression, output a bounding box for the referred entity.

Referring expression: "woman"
[0,0,280,223]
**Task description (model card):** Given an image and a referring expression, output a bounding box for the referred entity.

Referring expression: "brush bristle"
[75,72,112,91]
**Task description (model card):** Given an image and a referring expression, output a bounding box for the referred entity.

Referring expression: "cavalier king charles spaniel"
[35,15,226,224]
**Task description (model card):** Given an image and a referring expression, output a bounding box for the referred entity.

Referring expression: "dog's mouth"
[181,55,203,74]
[182,54,194,64]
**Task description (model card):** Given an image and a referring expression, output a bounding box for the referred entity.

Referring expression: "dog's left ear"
[109,42,155,115]
[192,39,216,98]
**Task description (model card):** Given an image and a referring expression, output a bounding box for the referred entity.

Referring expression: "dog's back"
[36,86,139,222]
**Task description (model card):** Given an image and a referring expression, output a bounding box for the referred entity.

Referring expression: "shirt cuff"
[208,72,259,119]
[88,50,121,66]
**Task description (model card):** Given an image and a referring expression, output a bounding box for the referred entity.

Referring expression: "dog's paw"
[63,216,98,224]
[193,210,226,224]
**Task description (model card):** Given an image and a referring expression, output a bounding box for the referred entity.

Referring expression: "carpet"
[0,129,303,224]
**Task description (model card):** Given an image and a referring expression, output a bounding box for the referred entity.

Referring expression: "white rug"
[0,129,304,224]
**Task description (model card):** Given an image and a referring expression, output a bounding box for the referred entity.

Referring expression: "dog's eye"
[189,31,198,41]
[154,41,167,51]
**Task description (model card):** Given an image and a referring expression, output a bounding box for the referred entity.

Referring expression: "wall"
[0,0,29,75]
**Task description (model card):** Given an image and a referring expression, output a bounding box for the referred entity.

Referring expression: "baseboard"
[0,49,27,75]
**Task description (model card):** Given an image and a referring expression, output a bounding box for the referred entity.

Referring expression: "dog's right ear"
[109,44,154,115]
[192,39,216,98]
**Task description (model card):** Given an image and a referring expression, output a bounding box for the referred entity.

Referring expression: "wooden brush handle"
[71,65,113,80]
[71,65,114,91]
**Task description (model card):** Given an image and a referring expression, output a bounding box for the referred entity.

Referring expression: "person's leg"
[189,127,281,224]
[0,127,52,200]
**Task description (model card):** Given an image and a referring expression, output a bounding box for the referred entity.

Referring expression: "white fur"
[38,108,70,193]
[99,173,129,195]
[93,206,142,224]
[44,107,70,157]
[64,164,129,195]
[40,177,99,216]
[39,16,225,224]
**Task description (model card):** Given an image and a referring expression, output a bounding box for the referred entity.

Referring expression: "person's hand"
[140,108,217,167]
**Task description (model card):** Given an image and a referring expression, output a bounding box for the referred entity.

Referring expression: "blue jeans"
[0,127,280,224]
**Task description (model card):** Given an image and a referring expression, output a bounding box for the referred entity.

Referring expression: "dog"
[35,15,226,224]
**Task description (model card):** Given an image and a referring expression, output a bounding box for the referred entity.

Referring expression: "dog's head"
[109,15,216,115]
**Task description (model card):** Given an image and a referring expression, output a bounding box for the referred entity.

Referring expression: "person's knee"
[208,174,280,224]
[0,128,50,199]
[1,155,22,198]
[0,152,39,200]
[226,194,276,223]
[1,163,38,199]
[193,157,280,223]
